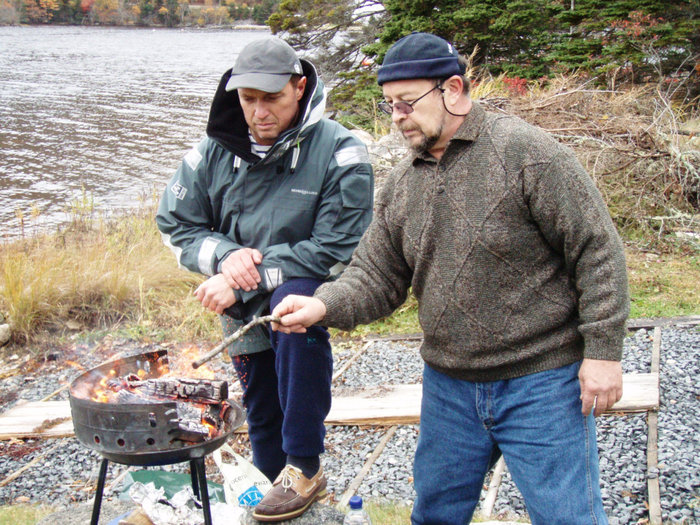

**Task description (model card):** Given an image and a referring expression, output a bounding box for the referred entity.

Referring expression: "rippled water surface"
[0,26,268,239]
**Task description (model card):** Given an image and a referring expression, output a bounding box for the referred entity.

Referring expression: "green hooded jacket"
[156,59,374,354]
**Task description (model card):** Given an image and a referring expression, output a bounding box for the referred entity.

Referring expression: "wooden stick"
[651,327,661,374]
[337,425,398,508]
[332,341,372,384]
[191,315,280,369]
[0,442,61,487]
[647,327,662,525]
[647,411,662,525]
[481,456,506,517]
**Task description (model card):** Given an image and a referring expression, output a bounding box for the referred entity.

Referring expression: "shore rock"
[0,324,10,346]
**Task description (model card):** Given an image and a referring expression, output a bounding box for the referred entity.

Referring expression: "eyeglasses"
[378,84,444,116]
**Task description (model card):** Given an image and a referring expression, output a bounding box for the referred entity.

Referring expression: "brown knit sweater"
[316,102,629,381]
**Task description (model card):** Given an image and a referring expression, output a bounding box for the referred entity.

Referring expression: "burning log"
[176,420,211,442]
[107,377,228,404]
[103,376,232,444]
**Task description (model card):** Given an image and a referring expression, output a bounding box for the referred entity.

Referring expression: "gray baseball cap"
[225,36,304,93]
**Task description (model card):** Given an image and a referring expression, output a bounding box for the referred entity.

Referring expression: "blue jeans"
[412,361,607,525]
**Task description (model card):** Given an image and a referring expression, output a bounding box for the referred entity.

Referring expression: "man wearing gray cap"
[271,32,629,524]
[156,36,373,521]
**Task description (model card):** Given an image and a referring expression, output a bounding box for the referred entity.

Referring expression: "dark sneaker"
[252,465,327,522]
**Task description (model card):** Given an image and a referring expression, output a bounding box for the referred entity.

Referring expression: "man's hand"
[220,248,263,292]
[194,274,236,314]
[271,295,327,334]
[579,358,623,417]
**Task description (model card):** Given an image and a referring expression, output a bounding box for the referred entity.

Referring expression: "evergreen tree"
[553,0,698,84]
[368,0,563,78]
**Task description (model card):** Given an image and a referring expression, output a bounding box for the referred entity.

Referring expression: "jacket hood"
[206,59,326,163]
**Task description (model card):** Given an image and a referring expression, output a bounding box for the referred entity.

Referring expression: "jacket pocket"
[333,171,372,235]
[271,195,316,243]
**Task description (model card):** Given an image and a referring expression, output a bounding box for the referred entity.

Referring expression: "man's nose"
[253,102,269,118]
[392,110,406,125]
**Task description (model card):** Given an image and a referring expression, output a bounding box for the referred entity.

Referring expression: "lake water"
[0,25,269,239]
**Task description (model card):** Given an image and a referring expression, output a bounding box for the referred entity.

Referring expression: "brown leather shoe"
[252,465,327,522]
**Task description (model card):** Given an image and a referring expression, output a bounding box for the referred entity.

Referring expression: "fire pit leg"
[192,457,213,525]
[190,459,200,499]
[90,458,109,525]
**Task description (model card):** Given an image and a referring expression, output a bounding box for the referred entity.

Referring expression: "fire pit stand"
[90,455,214,525]
[68,350,246,525]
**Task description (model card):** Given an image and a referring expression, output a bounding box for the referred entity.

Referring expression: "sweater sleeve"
[314,177,414,331]
[524,144,630,361]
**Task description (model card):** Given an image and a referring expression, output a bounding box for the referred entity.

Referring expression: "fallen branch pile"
[489,77,699,248]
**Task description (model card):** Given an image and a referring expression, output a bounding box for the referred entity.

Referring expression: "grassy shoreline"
[0,198,697,352]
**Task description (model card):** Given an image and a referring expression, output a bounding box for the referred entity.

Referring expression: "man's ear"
[443,75,464,105]
[295,76,307,101]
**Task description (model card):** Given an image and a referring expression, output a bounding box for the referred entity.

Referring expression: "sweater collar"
[452,100,485,142]
[412,100,485,164]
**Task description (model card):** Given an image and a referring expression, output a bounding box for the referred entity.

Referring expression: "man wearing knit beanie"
[272,32,629,524]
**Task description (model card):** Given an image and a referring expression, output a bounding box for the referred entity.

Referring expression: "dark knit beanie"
[377,32,465,85]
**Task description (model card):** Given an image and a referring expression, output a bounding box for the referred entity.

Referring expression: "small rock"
[65,320,82,330]
[0,324,10,346]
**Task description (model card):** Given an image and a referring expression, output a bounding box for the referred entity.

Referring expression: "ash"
[0,328,698,524]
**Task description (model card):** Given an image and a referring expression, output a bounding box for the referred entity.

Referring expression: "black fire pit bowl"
[69,349,245,466]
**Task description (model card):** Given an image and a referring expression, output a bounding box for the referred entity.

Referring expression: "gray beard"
[409,121,444,156]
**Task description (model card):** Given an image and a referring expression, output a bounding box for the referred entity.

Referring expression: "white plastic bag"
[212,443,271,507]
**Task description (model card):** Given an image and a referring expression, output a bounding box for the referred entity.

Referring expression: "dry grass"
[0,504,54,525]
[486,74,699,248]
[0,203,215,346]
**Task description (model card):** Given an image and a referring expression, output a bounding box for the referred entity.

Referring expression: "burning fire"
[71,346,228,441]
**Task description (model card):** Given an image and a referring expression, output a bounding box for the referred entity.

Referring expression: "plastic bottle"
[343,495,372,525]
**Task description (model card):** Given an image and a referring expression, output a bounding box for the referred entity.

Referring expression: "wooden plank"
[328,374,659,426]
[647,327,662,525]
[327,384,423,426]
[603,373,659,414]
[481,456,507,518]
[627,315,700,330]
[0,373,660,439]
[647,410,662,525]
[651,326,661,374]
[0,400,73,439]
[337,425,398,508]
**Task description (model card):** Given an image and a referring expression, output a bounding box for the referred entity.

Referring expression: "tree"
[0,0,20,24]
[366,0,563,78]
[90,0,120,23]
[23,0,60,22]
[266,0,698,127]
[269,0,386,80]
[552,0,698,85]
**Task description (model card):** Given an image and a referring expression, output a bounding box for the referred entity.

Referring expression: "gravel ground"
[0,326,698,524]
